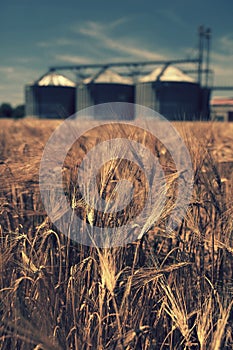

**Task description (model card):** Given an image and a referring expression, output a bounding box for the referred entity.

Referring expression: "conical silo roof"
[84,69,133,85]
[139,65,195,83]
[36,72,76,87]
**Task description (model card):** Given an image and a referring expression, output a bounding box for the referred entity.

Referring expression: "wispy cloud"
[211,62,233,87]
[210,52,233,89]
[155,9,187,28]
[2,17,233,105]
[211,52,233,65]
[15,57,38,64]
[211,34,233,87]
[37,38,77,48]
[0,66,15,74]
[37,18,179,66]
[74,20,166,61]
[183,33,233,89]
[55,54,95,64]
[217,33,233,54]
[0,65,42,105]
[106,16,131,30]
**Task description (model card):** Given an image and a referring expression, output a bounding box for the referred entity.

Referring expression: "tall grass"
[0,119,233,349]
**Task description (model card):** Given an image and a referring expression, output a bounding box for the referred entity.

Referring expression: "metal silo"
[136,65,204,120]
[25,72,76,118]
[76,69,134,119]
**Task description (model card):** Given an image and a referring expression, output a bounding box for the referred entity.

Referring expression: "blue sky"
[1,0,233,105]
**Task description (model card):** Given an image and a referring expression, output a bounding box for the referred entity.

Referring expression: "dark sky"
[1,0,233,105]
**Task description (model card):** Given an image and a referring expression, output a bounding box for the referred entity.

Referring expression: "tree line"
[0,103,25,119]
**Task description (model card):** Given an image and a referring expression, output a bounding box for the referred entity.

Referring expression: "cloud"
[106,16,131,30]
[0,85,22,104]
[37,38,77,48]
[2,18,233,105]
[38,18,186,67]
[0,65,42,105]
[211,64,233,87]
[209,36,233,90]
[74,20,166,61]
[218,33,233,54]
[155,9,187,28]
[0,66,15,74]
[55,54,95,64]
[15,57,37,64]
[183,33,233,90]
[210,35,233,87]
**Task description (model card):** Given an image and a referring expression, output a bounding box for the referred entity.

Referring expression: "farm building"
[25,72,76,118]
[24,65,212,121]
[136,65,210,120]
[76,69,135,119]
[211,97,233,121]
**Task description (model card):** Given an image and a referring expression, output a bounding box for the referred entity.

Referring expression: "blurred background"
[0,0,232,120]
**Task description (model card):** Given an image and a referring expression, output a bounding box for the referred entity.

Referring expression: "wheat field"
[0,118,233,349]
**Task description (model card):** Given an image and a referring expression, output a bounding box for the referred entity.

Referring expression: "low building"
[211,97,233,121]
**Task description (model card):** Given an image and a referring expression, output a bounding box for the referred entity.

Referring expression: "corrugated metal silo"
[76,69,134,119]
[25,72,76,118]
[136,66,204,120]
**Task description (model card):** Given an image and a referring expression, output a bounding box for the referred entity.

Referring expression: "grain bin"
[76,69,134,119]
[136,65,204,120]
[25,72,76,118]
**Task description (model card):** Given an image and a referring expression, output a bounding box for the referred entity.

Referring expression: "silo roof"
[36,72,76,87]
[84,69,133,85]
[139,65,195,83]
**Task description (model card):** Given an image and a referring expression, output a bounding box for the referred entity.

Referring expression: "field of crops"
[0,118,233,349]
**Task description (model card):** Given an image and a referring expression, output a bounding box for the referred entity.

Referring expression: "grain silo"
[76,69,134,119]
[136,65,204,120]
[25,72,76,118]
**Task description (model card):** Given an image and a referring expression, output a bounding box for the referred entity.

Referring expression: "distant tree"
[0,103,13,118]
[12,104,25,119]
